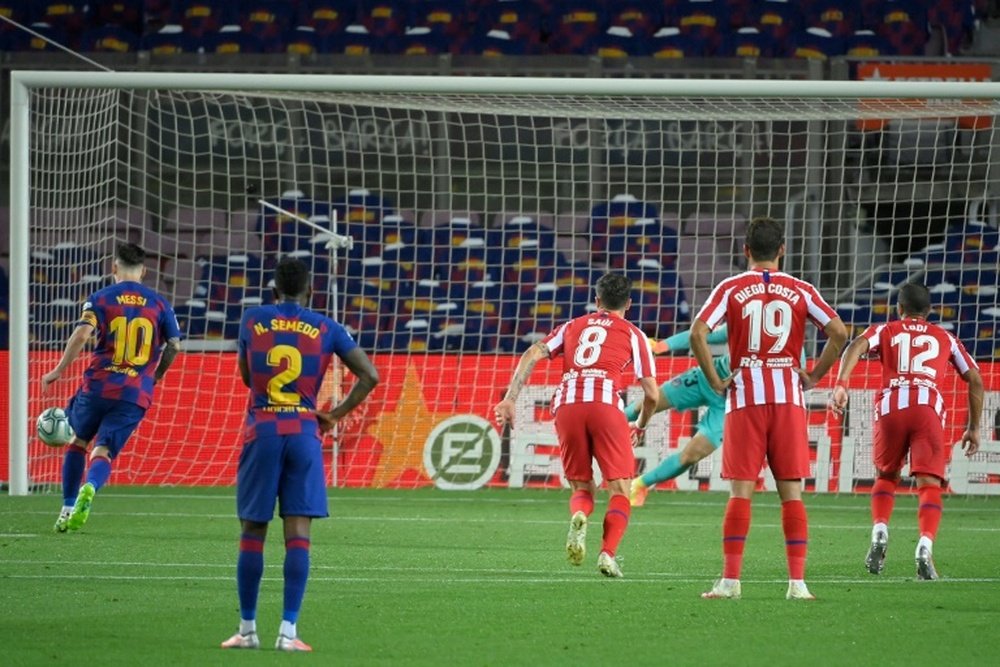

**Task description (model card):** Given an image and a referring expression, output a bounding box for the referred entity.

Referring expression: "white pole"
[12,70,1000,100]
[328,208,340,489]
[8,78,30,495]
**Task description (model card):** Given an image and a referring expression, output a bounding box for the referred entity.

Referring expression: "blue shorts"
[661,367,725,449]
[66,392,146,459]
[236,434,329,522]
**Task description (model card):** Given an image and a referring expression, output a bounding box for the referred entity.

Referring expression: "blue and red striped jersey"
[238,301,357,441]
[78,280,181,409]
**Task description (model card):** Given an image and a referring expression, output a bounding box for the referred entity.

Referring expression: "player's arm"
[959,367,984,456]
[153,337,181,384]
[493,341,550,427]
[690,320,728,394]
[326,347,380,422]
[634,376,660,430]
[653,324,727,355]
[828,334,870,416]
[40,322,95,393]
[802,317,849,390]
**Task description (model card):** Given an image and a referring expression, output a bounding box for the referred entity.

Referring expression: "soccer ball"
[36,407,74,447]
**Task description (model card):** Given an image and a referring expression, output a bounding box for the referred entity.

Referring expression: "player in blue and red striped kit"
[221,256,379,653]
[42,243,182,532]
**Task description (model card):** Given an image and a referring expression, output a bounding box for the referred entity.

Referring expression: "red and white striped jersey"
[542,310,656,412]
[697,268,838,413]
[861,318,978,420]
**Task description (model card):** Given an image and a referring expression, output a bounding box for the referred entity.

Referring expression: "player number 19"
[742,300,792,354]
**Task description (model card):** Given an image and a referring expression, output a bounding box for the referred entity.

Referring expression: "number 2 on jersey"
[891,332,939,378]
[266,344,303,405]
[741,300,792,353]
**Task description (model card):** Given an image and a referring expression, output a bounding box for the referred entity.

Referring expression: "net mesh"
[17,82,1000,493]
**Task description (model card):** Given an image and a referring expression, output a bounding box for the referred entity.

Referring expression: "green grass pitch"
[2,488,999,666]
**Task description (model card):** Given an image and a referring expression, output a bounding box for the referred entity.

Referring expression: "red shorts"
[554,402,634,482]
[873,406,946,479]
[722,403,810,481]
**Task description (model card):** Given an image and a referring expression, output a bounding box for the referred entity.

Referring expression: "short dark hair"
[115,242,146,269]
[897,282,931,317]
[595,272,631,311]
[745,216,785,262]
[274,256,311,298]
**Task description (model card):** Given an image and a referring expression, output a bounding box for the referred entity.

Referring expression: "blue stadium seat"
[240,0,289,51]
[544,0,607,55]
[844,28,895,57]
[4,21,69,51]
[648,26,709,58]
[605,217,679,271]
[284,25,324,54]
[31,0,88,40]
[357,0,407,40]
[959,312,1000,360]
[78,25,139,52]
[874,0,929,55]
[671,0,730,54]
[139,24,197,54]
[589,194,660,267]
[805,0,859,38]
[586,25,650,57]
[607,1,661,37]
[92,0,144,33]
[200,25,265,54]
[409,0,468,37]
[323,24,382,54]
[508,283,577,353]
[398,26,452,54]
[750,0,804,43]
[340,278,395,349]
[298,0,357,36]
[458,279,511,352]
[626,262,689,339]
[786,26,846,59]
[718,26,778,58]
[176,1,236,38]
[472,0,542,49]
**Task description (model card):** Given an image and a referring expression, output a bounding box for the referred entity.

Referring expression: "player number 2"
[109,316,154,366]
[573,325,608,367]
[742,300,792,353]
[267,344,303,405]
[891,332,939,378]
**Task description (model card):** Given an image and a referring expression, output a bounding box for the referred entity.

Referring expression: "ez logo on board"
[423,415,501,491]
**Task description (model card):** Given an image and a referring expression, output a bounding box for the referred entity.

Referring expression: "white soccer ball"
[36,407,74,447]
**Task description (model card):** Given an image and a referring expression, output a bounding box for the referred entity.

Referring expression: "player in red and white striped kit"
[830,282,983,580]
[493,273,660,578]
[691,217,848,600]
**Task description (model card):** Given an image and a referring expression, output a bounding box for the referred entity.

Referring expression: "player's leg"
[56,393,96,532]
[867,412,909,574]
[221,436,282,650]
[768,405,814,600]
[703,410,764,599]
[632,402,723,506]
[67,401,145,530]
[588,405,635,577]
[909,408,947,581]
[556,405,596,567]
[273,434,328,651]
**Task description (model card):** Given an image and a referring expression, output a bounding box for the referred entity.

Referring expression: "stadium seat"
[626,259,690,338]
[92,0,144,33]
[554,235,590,266]
[33,0,88,39]
[718,26,778,58]
[844,28,895,57]
[298,0,357,36]
[175,1,236,38]
[458,278,510,352]
[257,191,322,257]
[606,1,661,38]
[340,278,396,348]
[357,0,407,39]
[418,209,482,228]
[786,26,846,59]
[487,214,557,266]
[671,0,730,54]
[200,24,265,54]
[322,23,382,54]
[408,0,468,37]
[501,246,561,294]
[473,0,542,48]
[750,0,804,43]
[589,194,660,267]
[508,283,576,352]
[648,26,709,58]
[78,25,140,52]
[3,21,69,51]
[284,24,325,54]
[585,26,650,57]
[139,23,196,54]
[239,0,289,50]
[544,0,607,55]
[804,0,858,38]
[874,0,929,55]
[397,26,452,55]
[605,217,679,271]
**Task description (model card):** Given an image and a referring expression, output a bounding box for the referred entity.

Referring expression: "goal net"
[6,73,1000,496]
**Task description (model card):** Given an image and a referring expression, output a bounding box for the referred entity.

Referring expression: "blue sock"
[641,452,692,487]
[237,534,265,621]
[86,457,112,491]
[62,448,86,505]
[283,537,311,624]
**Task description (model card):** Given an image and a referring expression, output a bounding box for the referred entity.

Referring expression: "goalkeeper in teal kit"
[625,326,731,506]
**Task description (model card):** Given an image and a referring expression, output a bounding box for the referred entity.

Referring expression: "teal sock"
[623,401,639,422]
[641,452,692,486]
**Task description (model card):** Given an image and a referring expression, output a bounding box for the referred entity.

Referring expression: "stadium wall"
[2,352,996,491]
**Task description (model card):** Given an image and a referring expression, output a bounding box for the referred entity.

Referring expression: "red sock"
[871,477,897,525]
[917,485,943,540]
[722,497,751,580]
[781,499,808,580]
[600,494,631,557]
[569,489,594,517]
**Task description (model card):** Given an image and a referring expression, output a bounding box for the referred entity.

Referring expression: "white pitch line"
[10,508,1000,532]
[0,533,38,538]
[2,572,999,585]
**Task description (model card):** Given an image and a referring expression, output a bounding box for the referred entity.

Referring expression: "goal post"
[7,71,1000,496]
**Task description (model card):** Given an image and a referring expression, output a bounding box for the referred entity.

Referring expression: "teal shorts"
[660,367,725,448]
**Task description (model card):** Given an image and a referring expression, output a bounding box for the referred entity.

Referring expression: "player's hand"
[628,422,646,447]
[493,398,515,426]
[708,374,732,396]
[828,385,849,418]
[40,369,62,395]
[960,428,981,457]
[316,411,338,434]
[649,339,670,355]
[797,368,822,391]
